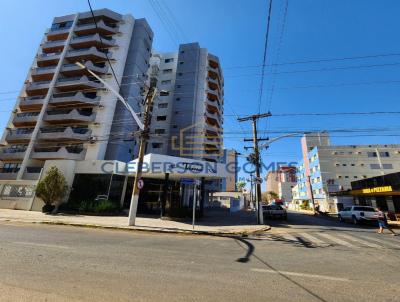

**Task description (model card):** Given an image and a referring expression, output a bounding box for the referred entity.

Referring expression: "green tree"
[262,191,279,203]
[36,166,68,213]
[236,181,246,192]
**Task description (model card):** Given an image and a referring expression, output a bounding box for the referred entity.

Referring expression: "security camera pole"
[238,112,272,224]
[74,62,163,226]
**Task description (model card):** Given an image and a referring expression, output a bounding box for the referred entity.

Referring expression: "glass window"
[164,58,174,63]
[163,69,173,74]
[158,103,168,108]
[370,164,380,169]
[156,116,167,121]
[161,80,171,85]
[382,164,393,169]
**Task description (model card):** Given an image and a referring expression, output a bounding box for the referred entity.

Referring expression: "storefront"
[351,172,400,220]
[39,153,228,218]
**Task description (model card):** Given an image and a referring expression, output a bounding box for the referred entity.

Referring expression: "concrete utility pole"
[128,87,157,226]
[238,112,272,224]
[307,175,317,214]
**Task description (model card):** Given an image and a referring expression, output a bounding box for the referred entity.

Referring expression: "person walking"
[376,207,397,236]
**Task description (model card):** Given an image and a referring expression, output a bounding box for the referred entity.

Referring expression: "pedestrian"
[376,207,397,236]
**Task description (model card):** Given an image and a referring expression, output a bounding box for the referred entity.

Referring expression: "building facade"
[145,43,224,163]
[265,166,297,203]
[0,10,228,216]
[293,132,400,212]
[351,171,400,217]
[0,8,152,181]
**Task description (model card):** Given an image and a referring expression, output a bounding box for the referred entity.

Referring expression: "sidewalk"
[0,209,270,236]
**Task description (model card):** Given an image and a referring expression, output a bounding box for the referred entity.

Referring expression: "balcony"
[0,147,27,161]
[205,124,222,138]
[55,75,103,92]
[38,126,92,141]
[19,96,45,110]
[6,129,33,143]
[66,46,110,62]
[60,61,108,77]
[75,19,119,36]
[13,112,39,127]
[71,33,115,49]
[31,65,57,82]
[36,52,61,67]
[43,109,96,124]
[50,92,100,108]
[42,39,66,53]
[25,80,51,96]
[205,111,221,127]
[205,98,221,113]
[47,26,71,41]
[32,145,86,160]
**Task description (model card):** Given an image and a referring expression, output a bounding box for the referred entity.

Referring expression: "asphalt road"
[0,211,399,302]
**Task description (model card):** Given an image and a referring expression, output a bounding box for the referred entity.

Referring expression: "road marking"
[358,235,400,249]
[279,233,299,242]
[12,241,71,250]
[298,232,327,245]
[318,233,355,248]
[251,268,349,282]
[336,233,381,248]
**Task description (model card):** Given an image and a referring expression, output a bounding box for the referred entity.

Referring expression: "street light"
[75,62,167,226]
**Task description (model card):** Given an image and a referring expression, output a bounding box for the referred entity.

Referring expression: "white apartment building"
[294,132,400,212]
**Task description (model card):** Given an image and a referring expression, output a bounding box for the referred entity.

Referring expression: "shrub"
[78,199,120,214]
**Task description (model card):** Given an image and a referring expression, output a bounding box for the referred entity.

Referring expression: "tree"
[236,181,246,192]
[262,191,279,203]
[36,166,68,213]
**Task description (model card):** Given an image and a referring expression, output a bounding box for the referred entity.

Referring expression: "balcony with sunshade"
[66,46,111,63]
[6,128,33,143]
[13,112,39,127]
[43,108,96,124]
[31,144,86,160]
[0,146,27,161]
[55,75,103,92]
[74,19,119,36]
[38,126,92,141]
[36,51,61,67]
[31,65,57,81]
[70,33,115,49]
[25,80,51,96]
[60,61,108,77]
[50,91,100,108]
[19,95,46,110]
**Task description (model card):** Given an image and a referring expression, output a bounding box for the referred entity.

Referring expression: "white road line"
[298,232,327,245]
[357,235,400,249]
[318,233,355,248]
[13,241,71,250]
[336,233,381,248]
[251,268,349,282]
[279,233,299,242]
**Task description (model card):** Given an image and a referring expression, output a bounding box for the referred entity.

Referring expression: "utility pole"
[238,112,271,224]
[128,86,157,226]
[307,175,316,214]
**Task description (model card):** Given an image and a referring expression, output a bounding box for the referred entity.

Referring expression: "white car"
[338,206,378,225]
[263,204,287,220]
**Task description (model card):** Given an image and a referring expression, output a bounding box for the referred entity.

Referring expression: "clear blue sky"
[1,0,400,184]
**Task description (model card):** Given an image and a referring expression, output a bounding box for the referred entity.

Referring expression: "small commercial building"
[351,172,400,220]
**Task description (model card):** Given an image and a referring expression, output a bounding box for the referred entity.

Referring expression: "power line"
[257,0,273,114]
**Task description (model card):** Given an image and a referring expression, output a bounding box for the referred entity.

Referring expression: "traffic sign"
[137,178,144,189]
[255,177,263,184]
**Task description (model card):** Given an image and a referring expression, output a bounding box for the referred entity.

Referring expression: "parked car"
[338,206,378,225]
[263,204,287,220]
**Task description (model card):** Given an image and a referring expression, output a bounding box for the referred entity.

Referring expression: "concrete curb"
[0,218,271,237]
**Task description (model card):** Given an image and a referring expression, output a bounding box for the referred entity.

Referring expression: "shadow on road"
[232,235,329,302]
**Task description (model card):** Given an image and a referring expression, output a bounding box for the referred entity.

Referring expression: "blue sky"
[1,0,400,184]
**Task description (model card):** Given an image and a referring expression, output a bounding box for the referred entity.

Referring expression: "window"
[338,176,342,179]
[156,116,167,121]
[161,80,171,85]
[180,50,185,53]
[152,143,163,148]
[367,152,377,157]
[177,85,182,88]
[382,164,393,169]
[351,164,355,166]
[164,58,174,63]
[344,176,349,179]
[163,69,173,74]
[354,176,358,179]
[363,175,367,178]
[370,164,380,169]
[172,125,178,128]
[178,72,183,76]
[179,61,184,65]
[176,98,181,101]
[158,103,168,108]
[175,111,179,114]
[342,164,347,166]
[379,151,390,157]
[335,163,340,167]
[155,129,165,134]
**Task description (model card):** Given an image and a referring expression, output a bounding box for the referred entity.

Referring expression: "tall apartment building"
[265,166,297,202]
[0,9,152,184]
[293,132,400,212]
[146,43,224,163]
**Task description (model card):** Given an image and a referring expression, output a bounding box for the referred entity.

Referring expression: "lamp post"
[75,62,167,226]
